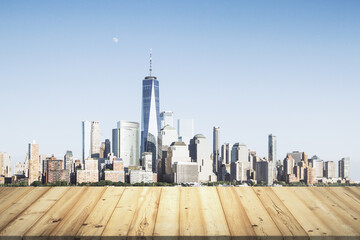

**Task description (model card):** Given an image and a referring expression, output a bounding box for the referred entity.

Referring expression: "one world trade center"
[141,49,160,172]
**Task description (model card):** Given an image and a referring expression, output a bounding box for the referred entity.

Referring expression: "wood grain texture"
[217,187,256,237]
[0,186,359,239]
[50,187,107,239]
[0,187,50,231]
[153,187,180,237]
[0,187,69,238]
[76,187,124,238]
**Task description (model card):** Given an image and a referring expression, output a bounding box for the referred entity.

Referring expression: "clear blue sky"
[1,1,359,180]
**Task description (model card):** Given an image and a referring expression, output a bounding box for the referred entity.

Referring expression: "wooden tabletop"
[0,186,359,239]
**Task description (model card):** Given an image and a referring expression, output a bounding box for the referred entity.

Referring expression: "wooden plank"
[0,187,33,214]
[253,187,308,238]
[328,187,360,213]
[309,187,360,235]
[233,187,282,238]
[344,187,360,201]
[153,187,180,237]
[23,187,86,238]
[273,187,351,238]
[102,187,145,237]
[127,187,162,239]
[49,187,107,238]
[76,187,124,237]
[179,187,230,239]
[216,187,256,237]
[0,187,69,238]
[0,187,50,231]
[0,187,13,198]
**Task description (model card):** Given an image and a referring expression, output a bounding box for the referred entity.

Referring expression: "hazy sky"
[1,1,359,180]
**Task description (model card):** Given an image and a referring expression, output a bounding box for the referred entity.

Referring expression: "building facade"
[28,141,40,185]
[112,121,140,167]
[189,134,216,182]
[338,157,350,179]
[213,126,220,175]
[82,120,91,164]
[90,121,100,158]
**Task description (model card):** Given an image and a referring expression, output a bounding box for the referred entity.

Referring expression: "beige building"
[0,152,12,177]
[325,161,337,179]
[104,159,125,182]
[91,121,100,158]
[76,158,99,184]
[28,141,40,185]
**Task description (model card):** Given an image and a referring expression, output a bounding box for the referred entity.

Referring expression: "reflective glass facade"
[141,76,160,172]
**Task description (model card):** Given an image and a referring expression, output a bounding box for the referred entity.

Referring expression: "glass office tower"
[141,75,160,172]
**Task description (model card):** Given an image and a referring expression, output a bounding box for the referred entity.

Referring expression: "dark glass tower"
[141,50,160,172]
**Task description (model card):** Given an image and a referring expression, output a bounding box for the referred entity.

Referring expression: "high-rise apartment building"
[28,140,40,185]
[141,51,160,172]
[82,120,91,164]
[309,155,324,178]
[338,157,350,179]
[91,121,100,158]
[189,134,216,182]
[324,161,337,179]
[268,134,277,162]
[64,150,74,172]
[112,121,140,167]
[160,111,174,129]
[230,143,249,182]
[177,119,194,145]
[213,126,220,175]
[0,152,11,177]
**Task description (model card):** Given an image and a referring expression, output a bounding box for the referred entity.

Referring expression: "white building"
[177,119,194,146]
[189,134,216,182]
[0,152,12,177]
[230,143,249,182]
[160,111,174,129]
[82,120,91,164]
[310,156,324,178]
[112,121,140,167]
[142,152,153,172]
[91,121,100,158]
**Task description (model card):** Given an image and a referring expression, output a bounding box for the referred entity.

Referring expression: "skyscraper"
[64,150,73,172]
[28,140,40,185]
[325,161,337,179]
[177,119,194,145]
[104,139,111,158]
[113,121,140,167]
[82,120,91,164]
[268,134,276,162]
[160,111,174,129]
[338,157,350,179]
[141,50,160,172]
[268,134,276,181]
[0,152,11,177]
[91,121,100,158]
[213,126,220,174]
[189,134,216,182]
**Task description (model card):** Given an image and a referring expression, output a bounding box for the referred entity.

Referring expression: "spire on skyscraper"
[149,48,152,76]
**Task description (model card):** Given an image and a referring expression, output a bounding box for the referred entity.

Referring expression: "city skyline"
[0,1,359,180]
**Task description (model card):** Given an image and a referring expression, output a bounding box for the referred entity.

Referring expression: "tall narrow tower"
[213,126,220,175]
[141,49,160,172]
[268,134,277,180]
[28,140,40,185]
